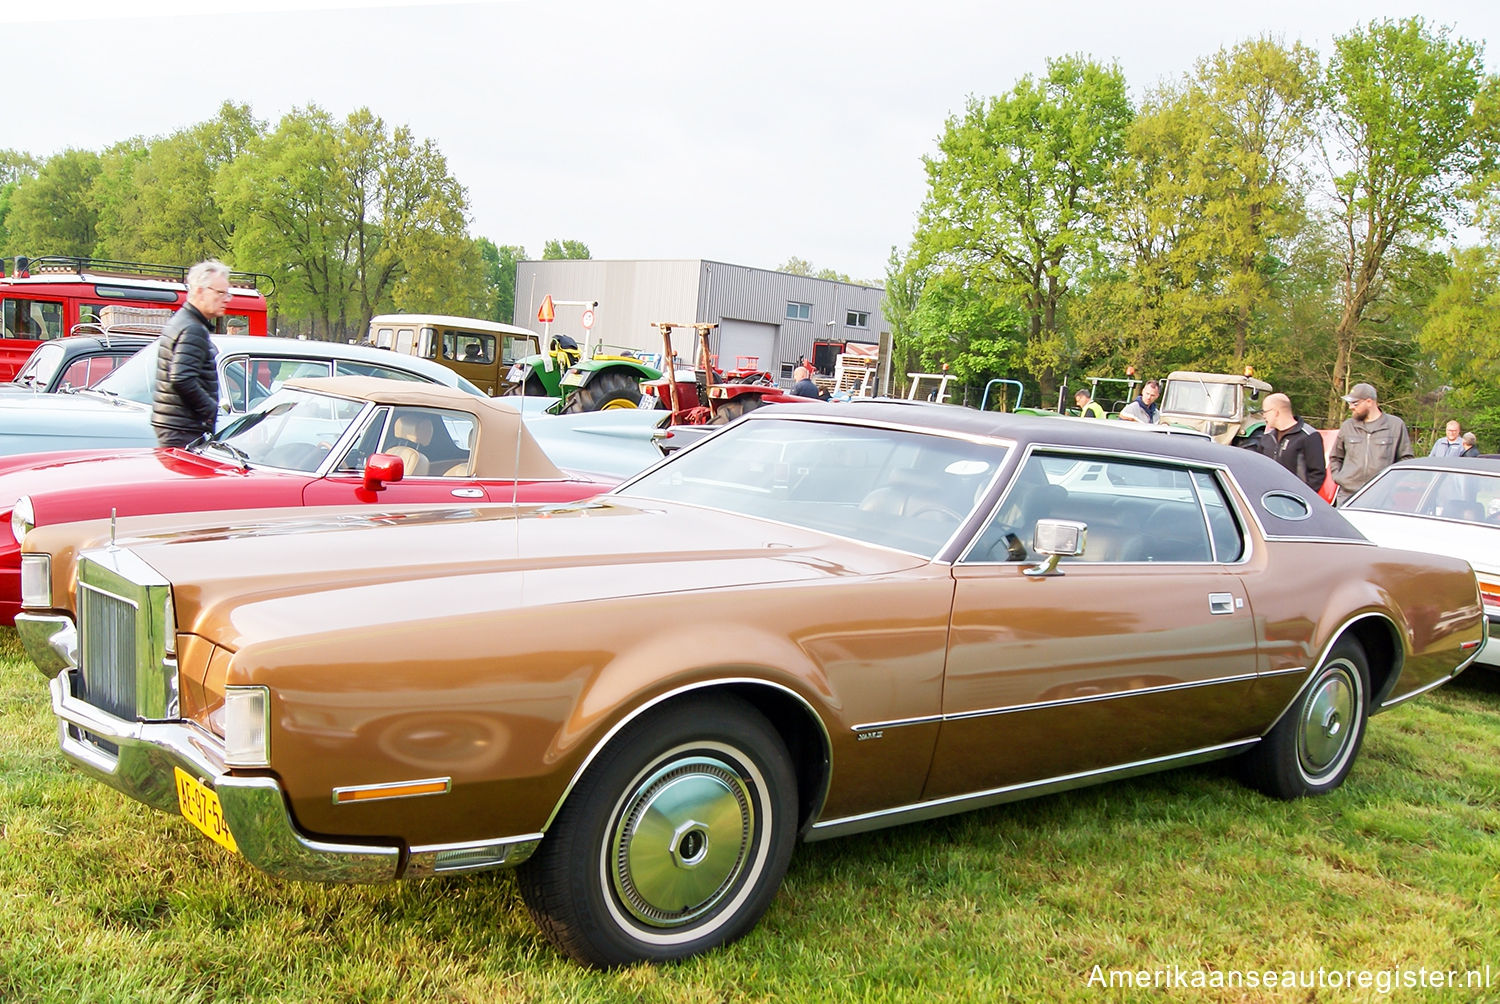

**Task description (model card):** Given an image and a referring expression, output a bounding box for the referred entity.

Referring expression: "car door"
[304,405,498,504]
[926,453,1260,801]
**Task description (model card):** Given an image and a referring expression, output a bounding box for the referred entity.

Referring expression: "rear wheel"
[708,396,763,426]
[516,695,797,967]
[1242,637,1369,799]
[562,370,643,413]
[503,376,547,397]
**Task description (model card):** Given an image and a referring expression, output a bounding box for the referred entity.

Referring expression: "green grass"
[3,624,1498,1002]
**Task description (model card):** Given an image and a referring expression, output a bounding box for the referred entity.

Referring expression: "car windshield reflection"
[620,419,1005,557]
[198,387,368,472]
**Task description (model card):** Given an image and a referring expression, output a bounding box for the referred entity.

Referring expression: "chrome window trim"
[1260,490,1313,521]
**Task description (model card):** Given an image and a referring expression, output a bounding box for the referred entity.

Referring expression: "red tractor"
[641,322,815,425]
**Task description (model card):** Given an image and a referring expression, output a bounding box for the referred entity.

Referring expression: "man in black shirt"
[1246,392,1326,492]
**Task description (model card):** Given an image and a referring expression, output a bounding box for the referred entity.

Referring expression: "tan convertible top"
[282,376,566,480]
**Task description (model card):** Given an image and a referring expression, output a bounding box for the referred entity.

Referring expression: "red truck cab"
[0,255,271,381]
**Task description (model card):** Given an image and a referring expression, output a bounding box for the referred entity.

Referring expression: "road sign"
[537,295,555,324]
[581,308,595,329]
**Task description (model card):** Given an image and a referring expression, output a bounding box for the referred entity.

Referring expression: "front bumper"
[49,664,401,883]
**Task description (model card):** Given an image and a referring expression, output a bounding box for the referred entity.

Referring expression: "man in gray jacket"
[1328,382,1413,505]
[151,260,229,447]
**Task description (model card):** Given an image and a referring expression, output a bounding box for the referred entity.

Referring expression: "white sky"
[4,0,1498,282]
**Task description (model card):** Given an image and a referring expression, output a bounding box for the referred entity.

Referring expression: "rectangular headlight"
[223,686,271,767]
[19,554,52,608]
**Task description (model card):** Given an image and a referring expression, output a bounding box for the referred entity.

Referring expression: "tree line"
[887,16,1500,445]
[3,16,1497,446]
[0,104,589,342]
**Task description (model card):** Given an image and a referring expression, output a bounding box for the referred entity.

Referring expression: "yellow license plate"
[173,767,239,854]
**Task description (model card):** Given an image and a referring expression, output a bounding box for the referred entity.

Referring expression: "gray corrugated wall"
[698,260,887,373]
[512,258,887,370]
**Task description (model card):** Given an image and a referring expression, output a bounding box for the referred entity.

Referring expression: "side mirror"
[363,453,405,492]
[1025,519,1088,577]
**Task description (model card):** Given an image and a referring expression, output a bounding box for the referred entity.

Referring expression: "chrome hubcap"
[1299,663,1358,777]
[611,756,753,927]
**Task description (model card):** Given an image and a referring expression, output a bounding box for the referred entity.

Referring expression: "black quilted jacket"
[150,304,220,435]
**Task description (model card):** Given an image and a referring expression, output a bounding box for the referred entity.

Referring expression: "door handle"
[1208,592,1236,615]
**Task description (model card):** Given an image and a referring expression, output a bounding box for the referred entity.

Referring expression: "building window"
[786,301,811,321]
[846,310,869,328]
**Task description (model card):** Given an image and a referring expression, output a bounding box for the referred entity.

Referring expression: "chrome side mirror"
[1024,519,1088,577]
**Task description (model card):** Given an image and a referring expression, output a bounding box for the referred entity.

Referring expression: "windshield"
[14,342,64,387]
[1346,467,1500,524]
[1161,380,1238,419]
[619,418,1006,558]
[201,387,369,472]
[89,340,158,403]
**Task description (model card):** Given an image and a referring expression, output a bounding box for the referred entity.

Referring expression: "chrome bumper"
[49,666,401,883]
[17,612,78,679]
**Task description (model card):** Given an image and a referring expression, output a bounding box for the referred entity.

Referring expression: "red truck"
[0,255,271,381]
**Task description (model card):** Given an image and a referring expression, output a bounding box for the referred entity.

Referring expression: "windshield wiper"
[200,439,251,469]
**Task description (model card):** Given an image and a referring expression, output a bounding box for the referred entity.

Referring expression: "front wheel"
[1241,637,1369,799]
[562,370,644,413]
[516,696,798,967]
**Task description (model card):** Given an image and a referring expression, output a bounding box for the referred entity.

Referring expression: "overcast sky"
[5,0,1498,283]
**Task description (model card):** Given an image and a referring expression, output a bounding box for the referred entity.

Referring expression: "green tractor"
[504,335,662,412]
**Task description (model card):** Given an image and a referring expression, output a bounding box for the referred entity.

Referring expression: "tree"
[777,256,852,282]
[0,149,41,255]
[220,105,477,339]
[542,239,589,260]
[1186,38,1321,363]
[1320,16,1494,424]
[4,149,104,257]
[911,55,1132,392]
[477,238,527,323]
[95,102,262,264]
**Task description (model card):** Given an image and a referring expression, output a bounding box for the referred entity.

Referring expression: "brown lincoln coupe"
[16,401,1486,967]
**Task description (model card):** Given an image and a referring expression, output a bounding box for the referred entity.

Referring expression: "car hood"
[1340,509,1499,577]
[0,447,244,513]
[42,499,928,651]
[0,390,152,455]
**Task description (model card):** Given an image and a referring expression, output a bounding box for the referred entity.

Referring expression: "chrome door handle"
[1208,592,1235,615]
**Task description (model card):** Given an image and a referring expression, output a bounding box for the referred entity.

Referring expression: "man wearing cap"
[1328,382,1413,505]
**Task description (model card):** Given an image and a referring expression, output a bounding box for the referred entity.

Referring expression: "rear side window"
[966,452,1242,564]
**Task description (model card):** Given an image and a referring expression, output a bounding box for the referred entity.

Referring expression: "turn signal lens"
[19,553,51,608]
[223,686,270,767]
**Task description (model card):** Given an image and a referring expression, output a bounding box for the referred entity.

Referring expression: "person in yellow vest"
[1074,387,1105,419]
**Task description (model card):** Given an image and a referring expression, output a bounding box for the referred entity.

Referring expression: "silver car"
[0,335,485,457]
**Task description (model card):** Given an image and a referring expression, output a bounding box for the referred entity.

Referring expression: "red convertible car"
[0,376,614,623]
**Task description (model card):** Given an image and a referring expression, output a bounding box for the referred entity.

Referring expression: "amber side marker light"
[332,777,452,805]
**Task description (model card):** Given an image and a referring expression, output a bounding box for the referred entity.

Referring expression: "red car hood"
[1,447,288,521]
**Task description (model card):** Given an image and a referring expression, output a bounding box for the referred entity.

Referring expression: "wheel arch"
[539,677,833,840]
[1338,612,1403,708]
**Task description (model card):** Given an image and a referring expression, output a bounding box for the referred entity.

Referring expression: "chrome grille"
[80,582,139,720]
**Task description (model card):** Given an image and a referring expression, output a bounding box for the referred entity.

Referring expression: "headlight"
[223,686,271,767]
[12,495,34,544]
[19,553,51,608]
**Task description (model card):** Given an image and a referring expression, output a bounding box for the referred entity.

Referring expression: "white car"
[1341,457,1498,666]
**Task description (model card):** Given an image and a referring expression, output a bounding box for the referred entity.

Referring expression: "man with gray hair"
[151,260,230,447]
[1328,382,1413,505]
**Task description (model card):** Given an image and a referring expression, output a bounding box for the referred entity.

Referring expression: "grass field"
[3,626,1498,1003]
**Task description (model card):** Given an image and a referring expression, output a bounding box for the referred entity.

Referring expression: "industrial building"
[512,259,887,382]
